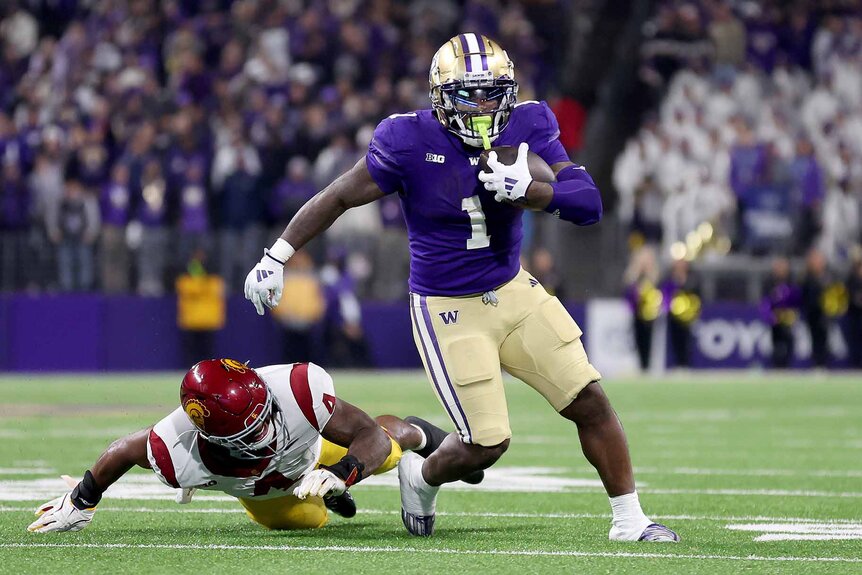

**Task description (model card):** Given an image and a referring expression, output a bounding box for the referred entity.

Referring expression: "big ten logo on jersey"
[425,152,446,164]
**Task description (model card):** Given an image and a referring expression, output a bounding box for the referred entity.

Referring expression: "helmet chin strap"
[470,116,492,150]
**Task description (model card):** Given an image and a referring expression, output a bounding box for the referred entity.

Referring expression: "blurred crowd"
[616,1,862,274]
[0,0,569,298]
[618,1,862,368]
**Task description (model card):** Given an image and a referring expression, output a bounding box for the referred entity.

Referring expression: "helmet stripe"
[458,34,472,72]
[463,33,483,75]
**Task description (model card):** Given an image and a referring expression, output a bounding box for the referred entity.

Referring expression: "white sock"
[608,491,651,540]
[409,424,428,451]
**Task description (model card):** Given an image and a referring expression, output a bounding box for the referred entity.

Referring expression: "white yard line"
[2,505,860,525]
[1,542,859,563]
[755,534,862,542]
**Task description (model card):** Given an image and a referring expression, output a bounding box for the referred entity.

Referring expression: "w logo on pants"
[439,311,459,325]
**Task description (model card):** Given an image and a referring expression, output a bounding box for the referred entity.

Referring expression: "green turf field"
[0,371,860,574]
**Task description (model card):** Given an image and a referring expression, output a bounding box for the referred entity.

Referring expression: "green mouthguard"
[471,116,492,150]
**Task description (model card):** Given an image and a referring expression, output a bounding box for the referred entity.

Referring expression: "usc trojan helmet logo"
[183,398,210,428]
[220,358,247,373]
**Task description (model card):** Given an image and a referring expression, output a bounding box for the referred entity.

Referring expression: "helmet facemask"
[432,78,518,149]
[202,393,291,460]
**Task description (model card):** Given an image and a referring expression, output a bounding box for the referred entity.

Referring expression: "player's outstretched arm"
[293,399,391,500]
[28,427,152,533]
[282,157,386,251]
[244,157,385,315]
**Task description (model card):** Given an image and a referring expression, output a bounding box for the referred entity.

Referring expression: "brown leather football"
[478,145,556,183]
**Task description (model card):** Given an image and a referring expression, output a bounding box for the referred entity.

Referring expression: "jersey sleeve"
[289,362,337,432]
[365,116,408,195]
[529,101,571,167]
[146,410,186,489]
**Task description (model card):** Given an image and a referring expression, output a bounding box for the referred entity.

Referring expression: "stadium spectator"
[0,161,30,290]
[176,249,225,368]
[47,174,100,292]
[529,247,565,300]
[662,258,700,368]
[321,253,371,368]
[801,248,831,368]
[99,163,132,293]
[788,137,825,252]
[371,193,410,302]
[175,159,212,273]
[217,146,265,291]
[819,174,861,272]
[135,159,170,297]
[762,257,799,368]
[708,3,745,68]
[846,256,862,368]
[272,251,326,365]
[624,246,662,371]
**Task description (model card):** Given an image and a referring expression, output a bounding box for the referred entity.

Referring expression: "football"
[478,145,556,183]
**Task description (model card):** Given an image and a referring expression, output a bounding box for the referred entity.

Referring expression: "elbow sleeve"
[544,165,603,225]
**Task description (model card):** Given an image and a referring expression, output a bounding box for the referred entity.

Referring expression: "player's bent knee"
[469,437,510,468]
[240,495,329,530]
[373,436,403,475]
[470,428,511,449]
[560,381,614,425]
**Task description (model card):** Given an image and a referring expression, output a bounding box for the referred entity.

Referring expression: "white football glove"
[293,469,347,500]
[28,481,96,533]
[478,141,533,203]
[244,249,285,315]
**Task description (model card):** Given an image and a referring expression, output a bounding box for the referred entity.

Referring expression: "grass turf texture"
[0,372,860,574]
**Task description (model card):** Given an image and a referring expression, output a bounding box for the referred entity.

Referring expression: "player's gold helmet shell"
[429,33,518,148]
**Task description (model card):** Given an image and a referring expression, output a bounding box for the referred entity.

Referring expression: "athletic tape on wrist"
[71,470,103,510]
[323,455,365,487]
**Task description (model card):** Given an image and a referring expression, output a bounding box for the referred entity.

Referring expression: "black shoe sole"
[324,490,357,518]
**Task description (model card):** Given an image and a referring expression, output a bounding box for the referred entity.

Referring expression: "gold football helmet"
[429,33,518,148]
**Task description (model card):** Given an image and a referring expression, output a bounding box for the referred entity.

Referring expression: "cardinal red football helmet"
[180,359,288,459]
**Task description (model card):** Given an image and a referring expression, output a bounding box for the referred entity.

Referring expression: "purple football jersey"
[366,101,569,296]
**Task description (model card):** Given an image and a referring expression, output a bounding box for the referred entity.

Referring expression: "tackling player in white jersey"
[27,358,473,533]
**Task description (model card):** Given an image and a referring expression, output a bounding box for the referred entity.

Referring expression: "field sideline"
[0,371,860,575]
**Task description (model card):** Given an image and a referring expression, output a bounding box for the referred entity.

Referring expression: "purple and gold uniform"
[367,101,568,296]
[366,101,601,446]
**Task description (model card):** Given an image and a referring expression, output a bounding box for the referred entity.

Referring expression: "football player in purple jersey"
[245,33,678,542]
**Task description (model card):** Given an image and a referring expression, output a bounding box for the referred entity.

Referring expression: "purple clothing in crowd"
[729,143,768,204]
[178,183,208,233]
[0,179,29,229]
[366,101,572,296]
[761,281,801,325]
[788,154,824,208]
[100,183,132,227]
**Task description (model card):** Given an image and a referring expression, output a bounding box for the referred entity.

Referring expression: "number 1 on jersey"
[462,195,490,249]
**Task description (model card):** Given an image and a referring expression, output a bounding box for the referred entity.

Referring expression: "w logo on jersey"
[469,157,480,166]
[439,310,459,325]
[256,270,274,282]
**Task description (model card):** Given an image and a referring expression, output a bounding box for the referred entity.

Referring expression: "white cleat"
[397,451,439,536]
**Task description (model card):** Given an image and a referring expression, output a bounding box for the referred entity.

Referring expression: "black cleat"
[404,416,485,485]
[324,490,357,518]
